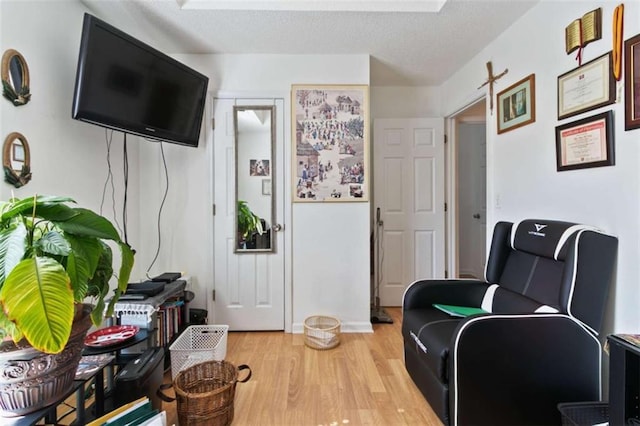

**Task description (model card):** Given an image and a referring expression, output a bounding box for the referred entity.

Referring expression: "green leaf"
[55,208,121,241]
[106,289,123,319]
[87,243,113,298]
[0,222,27,286]
[0,195,75,222]
[0,307,22,342]
[0,257,73,353]
[103,242,134,318]
[65,235,103,301]
[35,231,71,257]
[90,297,106,327]
[117,242,134,293]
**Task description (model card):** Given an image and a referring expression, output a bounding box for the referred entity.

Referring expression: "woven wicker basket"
[171,360,251,426]
[304,315,341,350]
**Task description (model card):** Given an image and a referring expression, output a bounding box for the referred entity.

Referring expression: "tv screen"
[72,13,209,147]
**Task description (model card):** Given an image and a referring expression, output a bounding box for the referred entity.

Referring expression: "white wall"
[136,54,372,332]
[441,0,640,335]
[0,1,142,280]
[370,86,442,119]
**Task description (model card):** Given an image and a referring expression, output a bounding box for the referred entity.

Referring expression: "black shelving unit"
[608,334,640,425]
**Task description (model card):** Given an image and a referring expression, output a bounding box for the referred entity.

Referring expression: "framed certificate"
[555,111,614,171]
[625,33,640,130]
[557,52,615,120]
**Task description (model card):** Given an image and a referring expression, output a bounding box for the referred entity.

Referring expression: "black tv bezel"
[72,13,209,148]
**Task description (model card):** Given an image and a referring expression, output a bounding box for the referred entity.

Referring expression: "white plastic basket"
[169,325,229,379]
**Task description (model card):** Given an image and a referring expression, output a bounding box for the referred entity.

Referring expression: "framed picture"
[262,179,271,196]
[624,33,640,130]
[497,74,536,134]
[557,52,615,120]
[555,111,614,172]
[249,159,270,176]
[291,84,369,202]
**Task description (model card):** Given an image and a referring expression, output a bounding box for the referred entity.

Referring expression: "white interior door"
[457,122,487,279]
[374,118,445,306]
[212,97,285,330]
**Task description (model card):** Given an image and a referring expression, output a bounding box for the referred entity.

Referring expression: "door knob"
[473,213,481,219]
[273,224,283,232]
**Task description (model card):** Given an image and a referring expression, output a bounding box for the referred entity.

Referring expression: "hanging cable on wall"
[100,129,123,235]
[122,133,129,244]
[146,141,169,278]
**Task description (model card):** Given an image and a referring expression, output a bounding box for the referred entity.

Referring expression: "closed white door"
[212,97,285,330]
[374,118,445,306]
[457,122,487,279]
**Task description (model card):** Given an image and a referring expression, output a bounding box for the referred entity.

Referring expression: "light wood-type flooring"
[161,307,442,426]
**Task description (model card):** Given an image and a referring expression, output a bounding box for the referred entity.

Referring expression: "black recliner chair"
[402,219,618,425]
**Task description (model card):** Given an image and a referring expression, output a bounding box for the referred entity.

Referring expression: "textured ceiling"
[80,0,538,86]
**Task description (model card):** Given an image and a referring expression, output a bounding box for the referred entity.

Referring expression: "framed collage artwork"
[291,85,369,202]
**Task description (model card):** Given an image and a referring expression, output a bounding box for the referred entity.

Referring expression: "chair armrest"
[450,314,602,426]
[402,279,490,311]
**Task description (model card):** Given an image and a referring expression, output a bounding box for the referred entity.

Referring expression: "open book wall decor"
[565,7,602,64]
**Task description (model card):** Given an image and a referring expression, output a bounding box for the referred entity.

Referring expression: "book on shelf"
[156,300,184,346]
[565,7,602,54]
[87,396,167,426]
[433,303,487,318]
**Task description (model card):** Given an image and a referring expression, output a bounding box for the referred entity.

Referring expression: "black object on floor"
[371,307,393,324]
[189,308,208,325]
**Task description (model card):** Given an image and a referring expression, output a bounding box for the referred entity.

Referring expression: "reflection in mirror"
[3,132,32,188]
[1,49,31,106]
[234,106,275,253]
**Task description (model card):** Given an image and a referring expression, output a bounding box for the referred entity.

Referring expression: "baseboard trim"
[292,321,373,334]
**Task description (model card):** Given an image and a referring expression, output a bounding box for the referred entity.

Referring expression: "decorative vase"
[0,304,93,417]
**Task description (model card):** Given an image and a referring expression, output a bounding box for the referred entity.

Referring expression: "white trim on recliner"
[509,221,599,261]
[450,313,602,426]
[480,284,499,312]
[564,228,610,336]
[509,220,524,250]
[553,225,599,260]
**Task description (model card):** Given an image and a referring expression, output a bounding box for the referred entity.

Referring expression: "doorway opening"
[445,98,487,279]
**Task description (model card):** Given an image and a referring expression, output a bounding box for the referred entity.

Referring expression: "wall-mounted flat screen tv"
[72,13,209,147]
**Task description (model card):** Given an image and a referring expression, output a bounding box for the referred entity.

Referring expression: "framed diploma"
[625,33,640,131]
[557,52,615,120]
[555,111,614,172]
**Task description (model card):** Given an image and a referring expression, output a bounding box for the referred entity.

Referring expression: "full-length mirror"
[234,105,275,253]
[1,49,31,106]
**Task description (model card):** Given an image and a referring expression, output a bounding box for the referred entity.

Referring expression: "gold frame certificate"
[555,111,614,172]
[557,53,615,120]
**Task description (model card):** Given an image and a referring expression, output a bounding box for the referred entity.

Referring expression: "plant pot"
[0,304,93,417]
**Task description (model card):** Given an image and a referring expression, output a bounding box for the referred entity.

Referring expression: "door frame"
[207,90,293,333]
[444,96,487,279]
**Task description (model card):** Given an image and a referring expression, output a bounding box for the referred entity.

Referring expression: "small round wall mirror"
[3,132,32,188]
[1,49,31,106]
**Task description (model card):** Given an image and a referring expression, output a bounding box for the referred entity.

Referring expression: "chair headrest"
[510,219,600,261]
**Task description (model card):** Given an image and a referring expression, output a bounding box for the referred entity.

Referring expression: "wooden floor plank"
[161,307,442,425]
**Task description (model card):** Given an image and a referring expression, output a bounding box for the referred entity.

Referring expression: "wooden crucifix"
[478,61,508,114]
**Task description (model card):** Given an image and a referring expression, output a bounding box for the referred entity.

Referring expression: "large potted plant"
[0,195,134,416]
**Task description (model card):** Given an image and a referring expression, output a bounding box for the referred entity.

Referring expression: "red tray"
[84,325,139,348]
